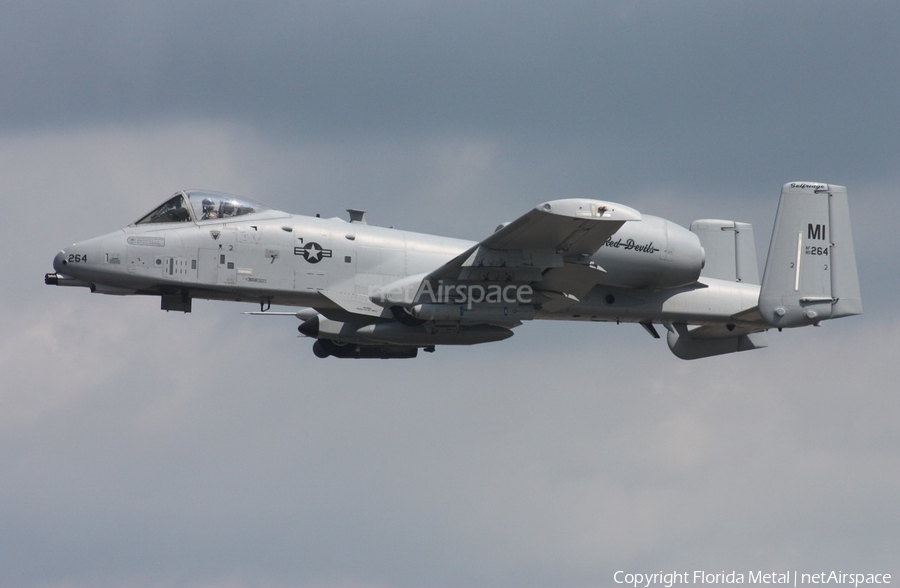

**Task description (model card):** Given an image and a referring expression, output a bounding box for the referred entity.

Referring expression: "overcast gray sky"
[2,2,898,587]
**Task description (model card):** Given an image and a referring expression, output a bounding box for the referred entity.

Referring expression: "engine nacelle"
[593,215,705,289]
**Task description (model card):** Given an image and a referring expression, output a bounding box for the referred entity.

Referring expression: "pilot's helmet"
[202,198,215,212]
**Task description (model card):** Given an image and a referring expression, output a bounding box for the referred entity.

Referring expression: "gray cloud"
[6,3,900,178]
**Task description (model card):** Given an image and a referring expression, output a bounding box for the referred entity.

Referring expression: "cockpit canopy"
[133,191,271,225]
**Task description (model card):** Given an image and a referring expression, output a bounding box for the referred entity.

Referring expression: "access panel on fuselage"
[292,223,333,292]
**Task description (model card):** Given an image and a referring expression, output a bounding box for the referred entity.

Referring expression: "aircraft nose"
[53,250,67,273]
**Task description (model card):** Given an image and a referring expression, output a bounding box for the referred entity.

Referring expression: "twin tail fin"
[758,182,862,328]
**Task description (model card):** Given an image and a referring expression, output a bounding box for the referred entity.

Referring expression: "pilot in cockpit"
[201,198,219,219]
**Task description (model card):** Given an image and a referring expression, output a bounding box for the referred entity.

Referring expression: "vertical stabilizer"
[691,219,759,284]
[759,182,862,328]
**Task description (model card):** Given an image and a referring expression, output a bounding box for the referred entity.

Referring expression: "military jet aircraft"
[46,182,861,359]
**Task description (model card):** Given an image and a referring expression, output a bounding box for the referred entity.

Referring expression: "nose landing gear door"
[198,228,237,285]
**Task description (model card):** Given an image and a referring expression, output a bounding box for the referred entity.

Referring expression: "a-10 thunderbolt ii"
[45,182,861,359]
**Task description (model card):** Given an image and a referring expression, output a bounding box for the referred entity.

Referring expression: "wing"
[409,198,641,312]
